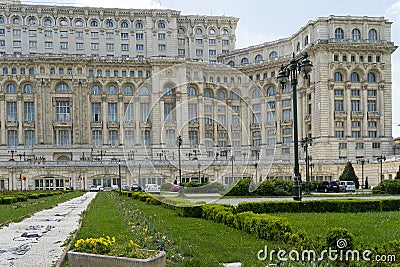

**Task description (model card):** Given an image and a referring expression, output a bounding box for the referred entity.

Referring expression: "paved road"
[0,192,97,267]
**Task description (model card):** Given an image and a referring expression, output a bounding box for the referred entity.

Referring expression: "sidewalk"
[0,192,97,267]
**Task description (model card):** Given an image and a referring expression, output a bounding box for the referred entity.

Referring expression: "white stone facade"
[0,2,397,190]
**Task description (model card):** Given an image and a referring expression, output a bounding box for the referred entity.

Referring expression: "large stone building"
[0,1,398,191]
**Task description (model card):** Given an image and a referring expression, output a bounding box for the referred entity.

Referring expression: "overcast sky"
[24,0,400,137]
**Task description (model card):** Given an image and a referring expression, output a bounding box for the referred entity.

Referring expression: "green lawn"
[276,211,400,247]
[0,191,85,226]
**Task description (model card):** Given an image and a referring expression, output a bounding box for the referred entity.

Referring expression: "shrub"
[28,193,39,199]
[1,197,17,204]
[326,227,355,250]
[160,182,172,191]
[373,180,400,195]
[183,182,224,193]
[225,178,252,196]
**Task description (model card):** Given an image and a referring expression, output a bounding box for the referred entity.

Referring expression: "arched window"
[228,60,235,67]
[369,29,378,41]
[44,18,53,25]
[12,17,20,25]
[352,29,361,40]
[350,72,360,82]
[164,86,173,96]
[368,72,376,82]
[335,28,344,40]
[241,57,249,65]
[204,90,212,98]
[267,86,276,96]
[255,54,263,63]
[231,91,239,100]
[195,28,203,35]
[157,22,166,29]
[75,19,84,27]
[222,29,229,35]
[177,27,185,34]
[187,87,197,96]
[135,22,144,29]
[6,83,17,93]
[105,20,114,28]
[56,83,69,92]
[139,86,149,95]
[108,85,117,94]
[91,85,101,94]
[120,21,129,28]
[28,17,37,25]
[334,72,343,82]
[209,28,216,35]
[269,51,278,60]
[0,17,4,24]
[90,20,98,27]
[24,84,34,94]
[252,88,262,98]
[60,19,69,26]
[217,90,226,99]
[123,85,133,95]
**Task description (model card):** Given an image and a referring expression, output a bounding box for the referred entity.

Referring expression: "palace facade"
[0,1,398,190]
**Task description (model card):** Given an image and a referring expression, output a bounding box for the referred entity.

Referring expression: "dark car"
[316,181,340,193]
[131,184,142,192]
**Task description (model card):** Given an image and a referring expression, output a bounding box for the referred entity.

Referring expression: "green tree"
[339,161,359,189]
[396,166,400,179]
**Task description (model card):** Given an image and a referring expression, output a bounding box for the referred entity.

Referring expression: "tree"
[339,161,359,189]
[396,166,400,180]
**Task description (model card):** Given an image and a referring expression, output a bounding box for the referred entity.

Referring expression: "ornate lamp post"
[301,137,313,193]
[176,136,183,185]
[357,159,366,189]
[118,159,122,195]
[277,52,313,201]
[377,155,386,183]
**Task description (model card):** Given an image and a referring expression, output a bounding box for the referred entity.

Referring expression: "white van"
[144,184,161,194]
[339,181,356,192]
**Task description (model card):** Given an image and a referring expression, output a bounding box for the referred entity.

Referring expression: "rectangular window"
[350,89,360,96]
[44,30,52,37]
[92,103,101,122]
[283,137,292,144]
[372,142,381,149]
[367,90,377,96]
[108,103,118,122]
[368,121,377,127]
[106,43,114,50]
[209,39,216,45]
[7,102,17,121]
[352,121,360,127]
[158,44,166,51]
[178,38,185,45]
[282,148,290,154]
[24,102,34,121]
[124,103,134,122]
[178,49,185,55]
[368,131,377,138]
[90,32,99,38]
[125,130,135,147]
[164,103,175,122]
[352,131,361,138]
[140,103,150,122]
[166,129,176,147]
[121,44,129,51]
[109,130,118,147]
[158,33,166,40]
[44,41,53,48]
[106,32,114,39]
[28,29,37,37]
[339,143,347,149]
[367,100,377,112]
[58,130,69,146]
[189,130,198,147]
[75,31,83,38]
[60,31,68,37]
[351,100,360,112]
[92,130,102,147]
[136,33,143,39]
[91,43,99,50]
[209,50,217,56]
[282,109,292,121]
[136,44,144,51]
[13,41,21,47]
[222,39,229,46]
[13,29,21,37]
[334,100,344,111]
[60,42,68,49]
[121,32,129,39]
[29,41,37,48]
[56,102,70,121]
[8,130,18,147]
[25,130,35,147]
[196,49,203,56]
[195,39,203,44]
[356,142,364,149]
[141,130,150,147]
[335,131,344,138]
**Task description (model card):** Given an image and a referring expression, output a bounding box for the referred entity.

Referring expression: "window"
[92,130,102,146]
[367,100,377,112]
[13,41,21,47]
[196,49,203,56]
[209,50,217,56]
[139,86,149,95]
[204,90,212,98]
[217,90,226,99]
[158,33,166,40]
[75,19,84,27]
[335,28,344,40]
[335,131,344,138]
[368,29,378,41]
[6,84,17,93]
[334,100,344,111]
[177,28,185,34]
[241,57,249,65]
[60,42,68,49]
[76,42,84,49]
[350,72,359,82]
[352,131,361,138]
[108,85,117,94]
[195,28,203,34]
[141,130,150,147]
[125,130,134,147]
[140,103,150,122]
[351,89,360,96]
[158,44,166,51]
[109,130,118,147]
[368,121,377,127]
[108,103,118,122]
[121,44,129,51]
[106,43,114,50]
[91,85,101,94]
[222,39,229,46]
[24,84,34,94]
[372,142,381,149]
[368,131,377,138]
[282,99,291,107]
[7,102,17,121]
[209,28,216,35]
[56,83,69,92]
[28,17,37,25]
[44,18,53,25]
[28,29,36,37]
[92,103,101,122]
[352,29,361,40]
[351,100,360,112]
[12,17,21,25]
[367,90,377,97]
[91,43,99,50]
[90,20,98,27]
[135,22,144,29]
[91,32,99,38]
[188,104,197,123]
[356,142,364,149]
[282,109,292,121]
[252,88,261,98]
[165,129,176,147]
[8,130,18,147]
[334,89,343,96]
[368,73,376,82]
[44,41,53,48]
[187,87,197,96]
[269,51,278,60]
[56,102,70,121]
[267,86,276,96]
[124,103,134,122]
[106,32,114,39]
[282,148,290,154]
[25,130,35,147]
[123,85,133,95]
[105,20,114,28]
[136,44,144,51]
[334,72,343,82]
[158,22,166,29]
[164,103,175,122]
[189,130,198,146]
[13,29,21,36]
[24,102,34,121]
[352,121,360,127]
[120,21,129,28]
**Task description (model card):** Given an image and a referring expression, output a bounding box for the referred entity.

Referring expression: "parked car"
[111,185,119,190]
[90,185,103,192]
[131,184,142,192]
[144,184,161,194]
[65,186,74,191]
[339,181,356,192]
[121,185,130,191]
[316,181,340,193]
[170,184,183,192]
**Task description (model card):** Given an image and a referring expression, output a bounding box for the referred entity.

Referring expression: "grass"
[72,192,284,267]
[0,191,85,226]
[276,211,400,247]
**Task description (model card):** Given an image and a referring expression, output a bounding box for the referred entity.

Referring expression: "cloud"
[74,0,162,9]
[387,1,400,18]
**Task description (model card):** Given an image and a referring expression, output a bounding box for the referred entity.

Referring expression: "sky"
[24,0,400,137]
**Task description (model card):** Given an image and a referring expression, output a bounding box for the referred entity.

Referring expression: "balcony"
[188,120,199,128]
[123,121,136,128]
[251,122,261,129]
[140,121,152,128]
[205,124,213,131]
[367,111,380,118]
[107,121,120,128]
[6,121,19,128]
[23,121,35,128]
[280,119,293,126]
[90,121,103,128]
[53,120,72,127]
[351,111,364,118]
[334,111,347,118]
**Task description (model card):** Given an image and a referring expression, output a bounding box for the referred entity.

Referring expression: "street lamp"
[357,159,366,189]
[230,156,235,183]
[301,137,313,193]
[277,52,313,201]
[176,136,182,185]
[118,159,122,195]
[377,155,386,183]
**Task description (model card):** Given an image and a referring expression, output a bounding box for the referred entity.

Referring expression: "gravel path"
[0,192,97,267]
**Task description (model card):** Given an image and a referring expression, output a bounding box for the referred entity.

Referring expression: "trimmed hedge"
[236,199,400,214]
